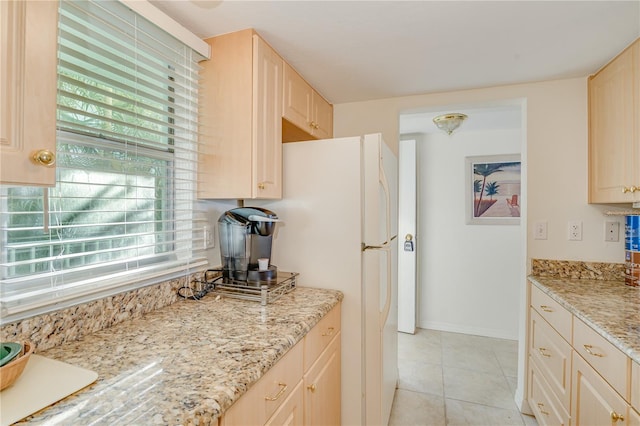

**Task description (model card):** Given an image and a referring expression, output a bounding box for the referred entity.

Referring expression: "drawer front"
[529,308,572,410]
[530,284,572,342]
[573,317,630,399]
[223,341,303,426]
[633,361,640,411]
[528,358,570,426]
[304,303,341,371]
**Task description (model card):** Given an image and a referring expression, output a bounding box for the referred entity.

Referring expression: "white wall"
[333,77,627,266]
[417,128,522,339]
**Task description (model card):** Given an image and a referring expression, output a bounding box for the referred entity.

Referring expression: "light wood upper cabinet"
[282,62,333,142]
[588,38,640,204]
[0,0,58,186]
[199,29,283,199]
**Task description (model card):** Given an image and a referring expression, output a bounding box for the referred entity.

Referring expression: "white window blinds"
[0,0,207,324]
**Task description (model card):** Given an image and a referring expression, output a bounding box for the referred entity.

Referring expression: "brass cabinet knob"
[258,182,265,190]
[623,186,638,193]
[307,384,316,393]
[610,411,625,422]
[32,149,56,166]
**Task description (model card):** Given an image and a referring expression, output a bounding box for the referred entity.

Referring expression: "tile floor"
[389,328,538,426]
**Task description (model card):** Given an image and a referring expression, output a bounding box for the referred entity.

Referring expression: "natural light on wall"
[0,0,210,324]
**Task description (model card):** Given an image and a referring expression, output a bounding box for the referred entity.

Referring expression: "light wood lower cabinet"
[304,331,341,426]
[572,351,635,426]
[528,358,570,426]
[527,282,637,426]
[221,302,341,426]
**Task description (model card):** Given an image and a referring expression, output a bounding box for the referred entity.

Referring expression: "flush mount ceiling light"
[433,113,468,135]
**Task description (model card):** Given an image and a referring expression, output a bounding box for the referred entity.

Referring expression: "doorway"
[397,102,525,339]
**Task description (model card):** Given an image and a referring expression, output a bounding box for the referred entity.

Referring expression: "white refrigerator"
[258,133,398,426]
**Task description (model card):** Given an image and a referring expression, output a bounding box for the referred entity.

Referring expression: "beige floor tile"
[445,398,525,426]
[399,329,442,365]
[443,366,517,410]
[398,359,444,395]
[441,344,502,375]
[391,329,536,426]
[389,388,445,426]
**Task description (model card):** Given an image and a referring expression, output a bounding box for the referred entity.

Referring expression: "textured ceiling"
[150,0,640,105]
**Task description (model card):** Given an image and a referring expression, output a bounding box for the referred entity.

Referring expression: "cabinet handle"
[264,382,287,401]
[537,403,549,416]
[583,344,604,357]
[623,186,638,193]
[610,411,625,422]
[32,149,56,167]
[309,121,315,129]
[539,305,553,313]
[307,384,316,393]
[538,347,551,358]
[258,182,265,190]
[322,327,335,337]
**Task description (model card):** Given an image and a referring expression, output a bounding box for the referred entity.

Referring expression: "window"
[0,0,207,324]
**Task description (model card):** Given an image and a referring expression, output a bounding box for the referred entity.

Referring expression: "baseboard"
[418,320,519,341]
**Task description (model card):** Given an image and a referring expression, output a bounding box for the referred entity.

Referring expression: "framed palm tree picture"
[465,154,521,225]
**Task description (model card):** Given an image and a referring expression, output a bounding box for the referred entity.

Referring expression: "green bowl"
[0,342,22,367]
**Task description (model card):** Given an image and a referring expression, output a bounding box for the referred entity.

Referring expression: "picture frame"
[465,154,521,225]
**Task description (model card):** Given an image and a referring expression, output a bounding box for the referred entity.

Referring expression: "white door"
[398,138,417,334]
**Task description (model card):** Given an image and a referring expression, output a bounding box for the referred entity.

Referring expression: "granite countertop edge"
[18,286,344,425]
[528,275,639,365]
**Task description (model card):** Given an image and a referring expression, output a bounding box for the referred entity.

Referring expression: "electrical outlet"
[204,225,215,249]
[568,221,582,241]
[605,221,620,242]
[534,222,548,240]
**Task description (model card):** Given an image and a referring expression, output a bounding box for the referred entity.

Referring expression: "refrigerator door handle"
[380,248,392,329]
[361,235,396,252]
[361,149,393,251]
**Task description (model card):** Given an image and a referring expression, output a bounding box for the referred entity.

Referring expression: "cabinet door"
[304,332,341,426]
[311,91,333,140]
[572,351,629,426]
[282,63,312,134]
[252,35,283,199]
[0,0,58,186]
[588,40,639,203]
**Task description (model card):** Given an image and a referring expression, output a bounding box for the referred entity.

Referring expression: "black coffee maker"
[218,207,279,282]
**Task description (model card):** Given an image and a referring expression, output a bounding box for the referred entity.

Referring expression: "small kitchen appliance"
[218,207,279,283]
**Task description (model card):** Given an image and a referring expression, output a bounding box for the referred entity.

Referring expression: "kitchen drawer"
[264,380,304,426]
[530,285,572,342]
[222,340,303,426]
[529,308,572,410]
[573,316,630,400]
[304,302,341,371]
[633,361,640,411]
[528,357,570,426]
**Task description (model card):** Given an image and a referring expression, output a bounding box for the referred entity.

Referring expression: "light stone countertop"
[16,286,343,425]
[528,276,639,364]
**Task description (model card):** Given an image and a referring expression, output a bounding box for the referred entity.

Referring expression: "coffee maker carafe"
[218,207,279,282]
